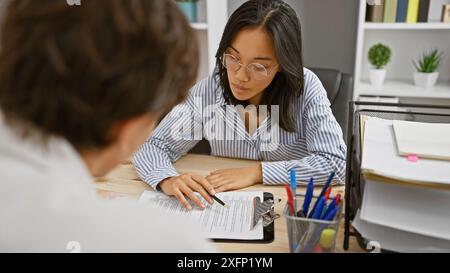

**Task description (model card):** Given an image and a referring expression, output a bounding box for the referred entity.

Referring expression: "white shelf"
[353,0,450,102]
[358,80,450,99]
[364,22,450,30]
[190,22,208,30]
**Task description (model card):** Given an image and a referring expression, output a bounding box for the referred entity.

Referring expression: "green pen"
[320,204,329,219]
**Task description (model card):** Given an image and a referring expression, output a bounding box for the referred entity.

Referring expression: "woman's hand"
[206,165,263,193]
[159,174,215,210]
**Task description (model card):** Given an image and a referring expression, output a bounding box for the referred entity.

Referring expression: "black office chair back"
[309,68,353,142]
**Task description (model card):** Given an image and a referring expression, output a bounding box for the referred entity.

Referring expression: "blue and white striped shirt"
[133,68,347,188]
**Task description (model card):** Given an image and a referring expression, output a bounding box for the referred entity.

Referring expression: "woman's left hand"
[205,165,263,192]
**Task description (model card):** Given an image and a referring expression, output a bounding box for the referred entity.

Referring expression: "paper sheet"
[393,120,450,161]
[139,191,264,240]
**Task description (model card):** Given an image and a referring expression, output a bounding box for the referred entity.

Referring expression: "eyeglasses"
[222,53,278,81]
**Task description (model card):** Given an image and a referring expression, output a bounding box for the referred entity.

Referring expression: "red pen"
[335,193,342,206]
[314,244,323,253]
[285,185,295,215]
[324,187,332,200]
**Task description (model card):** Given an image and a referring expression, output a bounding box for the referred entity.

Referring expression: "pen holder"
[285,195,342,253]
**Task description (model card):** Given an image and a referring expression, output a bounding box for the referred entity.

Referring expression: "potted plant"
[368,43,391,88]
[413,49,443,88]
[176,0,198,22]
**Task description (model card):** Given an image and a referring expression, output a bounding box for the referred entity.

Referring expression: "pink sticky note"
[407,154,419,162]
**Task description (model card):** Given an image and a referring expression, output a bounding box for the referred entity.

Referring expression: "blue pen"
[303,197,326,251]
[310,172,335,216]
[290,169,297,212]
[319,172,335,198]
[324,205,341,221]
[302,177,314,217]
[310,197,326,219]
[321,196,337,220]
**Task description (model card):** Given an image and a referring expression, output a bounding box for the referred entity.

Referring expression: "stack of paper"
[361,117,450,188]
[355,117,450,252]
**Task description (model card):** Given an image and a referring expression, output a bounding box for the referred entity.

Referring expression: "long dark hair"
[215,0,304,132]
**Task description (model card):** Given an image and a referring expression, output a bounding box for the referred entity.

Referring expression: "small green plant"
[368,43,391,69]
[413,49,443,73]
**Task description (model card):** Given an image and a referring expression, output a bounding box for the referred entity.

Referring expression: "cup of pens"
[284,175,342,253]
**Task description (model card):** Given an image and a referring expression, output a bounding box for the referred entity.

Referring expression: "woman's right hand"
[159,173,215,210]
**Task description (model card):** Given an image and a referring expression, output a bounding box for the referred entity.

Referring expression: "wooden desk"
[95,154,364,253]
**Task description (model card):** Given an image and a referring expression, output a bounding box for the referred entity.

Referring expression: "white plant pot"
[413,72,439,88]
[369,69,386,88]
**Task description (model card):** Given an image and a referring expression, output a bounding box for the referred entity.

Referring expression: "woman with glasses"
[133,0,347,210]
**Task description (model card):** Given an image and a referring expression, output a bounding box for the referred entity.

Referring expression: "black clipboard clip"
[251,196,281,229]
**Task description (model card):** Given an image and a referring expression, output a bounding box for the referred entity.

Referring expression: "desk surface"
[95,154,364,253]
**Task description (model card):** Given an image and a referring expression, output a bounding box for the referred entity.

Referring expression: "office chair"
[309,67,354,142]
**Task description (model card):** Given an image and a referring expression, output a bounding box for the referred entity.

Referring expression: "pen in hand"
[208,192,228,208]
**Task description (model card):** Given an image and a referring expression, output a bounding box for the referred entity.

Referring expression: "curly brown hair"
[0,0,198,149]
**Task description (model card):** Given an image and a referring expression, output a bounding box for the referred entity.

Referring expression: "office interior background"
[0,0,449,254]
[191,0,450,107]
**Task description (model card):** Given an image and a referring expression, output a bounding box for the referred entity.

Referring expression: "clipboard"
[212,192,279,244]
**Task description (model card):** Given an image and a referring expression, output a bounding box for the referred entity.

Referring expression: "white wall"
[296,0,359,74]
